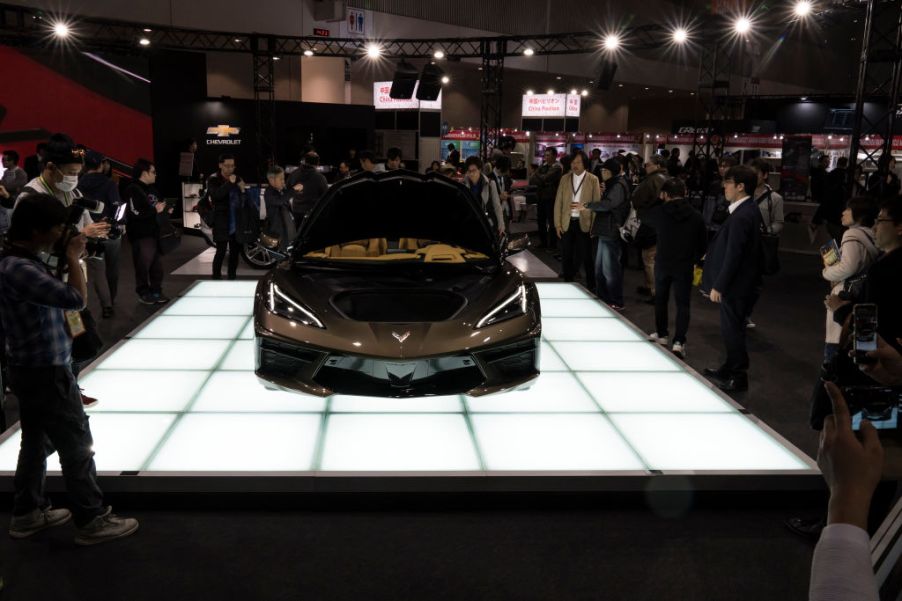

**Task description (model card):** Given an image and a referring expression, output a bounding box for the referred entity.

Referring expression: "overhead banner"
[521,93,581,118]
[373,81,442,111]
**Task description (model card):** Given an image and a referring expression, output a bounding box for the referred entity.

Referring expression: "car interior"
[303,239,489,263]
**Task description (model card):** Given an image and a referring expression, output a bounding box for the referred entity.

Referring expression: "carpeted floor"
[0,233,834,601]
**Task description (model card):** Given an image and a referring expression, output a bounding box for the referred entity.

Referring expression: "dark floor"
[0,233,832,601]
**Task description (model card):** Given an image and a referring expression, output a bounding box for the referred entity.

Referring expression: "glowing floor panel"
[0,281,816,482]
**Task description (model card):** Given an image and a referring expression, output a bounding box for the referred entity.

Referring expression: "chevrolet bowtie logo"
[392,331,411,344]
[207,124,241,137]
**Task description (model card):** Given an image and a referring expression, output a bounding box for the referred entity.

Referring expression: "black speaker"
[390,61,419,99]
[416,64,444,101]
[596,60,618,91]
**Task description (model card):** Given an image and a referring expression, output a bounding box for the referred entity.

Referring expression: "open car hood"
[293,171,500,259]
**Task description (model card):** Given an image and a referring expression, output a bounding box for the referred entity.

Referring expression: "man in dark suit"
[701,164,762,392]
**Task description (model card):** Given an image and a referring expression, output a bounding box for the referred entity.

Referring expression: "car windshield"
[301,238,490,264]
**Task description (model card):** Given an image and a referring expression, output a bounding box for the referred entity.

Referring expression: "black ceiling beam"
[0,3,668,58]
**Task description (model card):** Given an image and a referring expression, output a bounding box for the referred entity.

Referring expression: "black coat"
[643,198,707,274]
[124,181,161,240]
[263,186,297,251]
[206,173,242,243]
[287,166,329,219]
[529,162,562,203]
[701,197,762,298]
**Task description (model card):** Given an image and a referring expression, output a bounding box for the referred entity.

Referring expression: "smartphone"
[853,303,878,365]
[844,386,900,431]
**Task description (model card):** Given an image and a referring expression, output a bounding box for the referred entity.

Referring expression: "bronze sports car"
[253,170,541,398]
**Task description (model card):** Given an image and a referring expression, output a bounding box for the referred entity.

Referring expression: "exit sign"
[313,28,330,37]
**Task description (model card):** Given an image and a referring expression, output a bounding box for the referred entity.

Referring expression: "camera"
[842,385,902,431]
[49,204,86,272]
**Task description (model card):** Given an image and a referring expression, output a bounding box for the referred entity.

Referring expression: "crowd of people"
[0,132,901,601]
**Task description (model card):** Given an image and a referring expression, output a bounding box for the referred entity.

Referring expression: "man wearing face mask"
[15,134,110,408]
[15,134,110,242]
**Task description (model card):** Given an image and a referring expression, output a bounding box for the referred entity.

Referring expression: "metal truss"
[690,39,733,192]
[848,0,902,180]
[479,40,505,160]
[251,36,276,178]
[0,4,665,57]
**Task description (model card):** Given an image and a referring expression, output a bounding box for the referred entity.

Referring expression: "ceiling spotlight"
[52,22,70,38]
[672,28,688,44]
[272,56,281,61]
[441,75,450,84]
[801,96,808,101]
[139,37,150,46]
[618,83,624,88]
[668,89,673,93]
[366,43,382,58]
[526,89,534,95]
[581,89,588,96]
[433,50,445,59]
[547,88,555,94]
[603,34,621,51]
[794,0,812,17]
[570,88,578,95]
[734,17,752,34]
[556,76,562,80]
[304,49,314,57]
[523,48,535,56]
[143,28,152,33]
[234,38,241,43]
[644,87,650,91]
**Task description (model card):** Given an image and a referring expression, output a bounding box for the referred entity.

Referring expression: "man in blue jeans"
[587,158,630,310]
[0,194,138,545]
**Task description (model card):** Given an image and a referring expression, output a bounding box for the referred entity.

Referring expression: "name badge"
[65,310,86,338]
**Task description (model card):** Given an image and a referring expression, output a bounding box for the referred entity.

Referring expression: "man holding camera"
[125,159,170,305]
[206,154,247,280]
[78,150,124,317]
[0,194,138,545]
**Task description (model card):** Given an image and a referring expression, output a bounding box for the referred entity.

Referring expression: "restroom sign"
[348,8,365,35]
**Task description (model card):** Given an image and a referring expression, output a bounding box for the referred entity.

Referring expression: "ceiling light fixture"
[794,0,813,18]
[52,22,70,38]
[366,43,382,58]
[672,28,688,44]
[603,34,621,51]
[523,48,534,56]
[734,17,752,34]
[139,37,151,46]
[433,50,444,59]
[304,49,314,57]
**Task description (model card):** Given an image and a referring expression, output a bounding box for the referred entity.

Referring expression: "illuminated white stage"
[0,281,818,493]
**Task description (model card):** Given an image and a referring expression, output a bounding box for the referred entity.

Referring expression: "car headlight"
[476,285,528,329]
[268,283,325,329]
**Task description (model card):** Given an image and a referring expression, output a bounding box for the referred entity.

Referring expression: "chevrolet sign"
[206,124,242,145]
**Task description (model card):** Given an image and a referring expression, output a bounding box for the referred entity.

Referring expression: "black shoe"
[784,516,825,541]
[101,307,114,319]
[717,374,749,392]
[154,294,171,304]
[212,274,222,280]
[703,367,728,379]
[137,293,157,305]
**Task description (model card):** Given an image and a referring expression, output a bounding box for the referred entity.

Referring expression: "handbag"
[841,272,868,302]
[156,213,182,256]
[758,189,781,275]
[71,308,103,363]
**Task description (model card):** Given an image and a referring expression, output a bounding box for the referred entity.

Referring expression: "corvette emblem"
[392,331,411,343]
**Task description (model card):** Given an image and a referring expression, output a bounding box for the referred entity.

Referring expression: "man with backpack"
[587,158,630,309]
[746,158,785,328]
[630,156,669,303]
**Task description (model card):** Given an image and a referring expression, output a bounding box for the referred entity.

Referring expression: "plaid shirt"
[0,253,85,367]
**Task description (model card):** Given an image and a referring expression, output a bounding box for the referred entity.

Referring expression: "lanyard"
[571,173,585,197]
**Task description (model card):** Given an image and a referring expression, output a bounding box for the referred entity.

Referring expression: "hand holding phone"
[853,304,878,365]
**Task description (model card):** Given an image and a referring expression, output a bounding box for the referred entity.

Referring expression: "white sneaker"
[672,341,686,359]
[647,332,669,346]
[9,506,72,539]
[74,507,139,546]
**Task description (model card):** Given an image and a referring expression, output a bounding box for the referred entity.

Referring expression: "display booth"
[532,132,569,162]
[580,133,643,159]
[373,80,442,171]
[441,129,481,164]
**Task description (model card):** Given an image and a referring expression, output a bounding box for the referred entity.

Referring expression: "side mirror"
[505,233,530,256]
